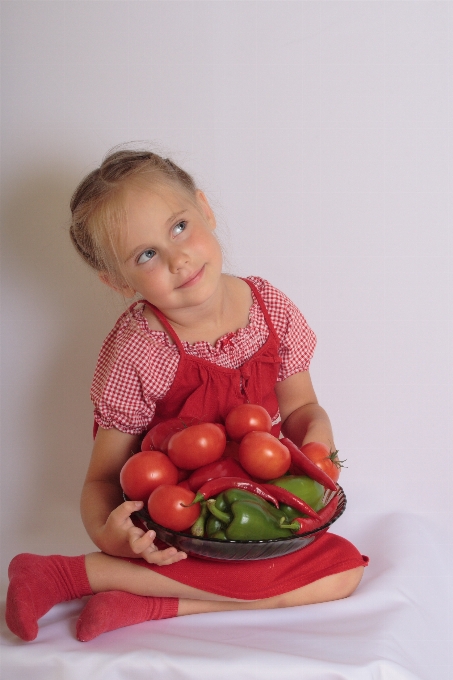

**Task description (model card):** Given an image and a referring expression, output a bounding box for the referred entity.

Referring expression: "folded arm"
[80,427,186,565]
[275,370,336,451]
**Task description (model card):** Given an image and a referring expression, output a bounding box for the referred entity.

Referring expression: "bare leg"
[178,567,364,615]
[85,552,364,613]
[77,554,364,640]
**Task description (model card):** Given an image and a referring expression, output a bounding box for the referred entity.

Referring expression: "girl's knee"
[334,565,364,599]
[279,565,365,607]
[309,566,364,604]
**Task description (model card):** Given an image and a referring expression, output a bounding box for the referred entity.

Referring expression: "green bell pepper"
[206,514,226,538]
[215,488,290,521]
[210,529,228,540]
[207,497,294,541]
[269,475,325,513]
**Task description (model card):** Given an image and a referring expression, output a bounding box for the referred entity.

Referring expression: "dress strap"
[241,278,279,340]
[139,300,185,352]
[140,277,277,353]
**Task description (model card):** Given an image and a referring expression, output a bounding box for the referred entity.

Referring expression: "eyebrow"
[124,209,188,263]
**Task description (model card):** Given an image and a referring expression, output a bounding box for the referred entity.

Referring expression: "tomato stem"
[330,450,347,469]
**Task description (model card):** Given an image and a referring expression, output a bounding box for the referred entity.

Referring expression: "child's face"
[106,183,223,314]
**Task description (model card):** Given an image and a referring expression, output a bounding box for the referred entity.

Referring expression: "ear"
[195,190,216,230]
[98,271,136,299]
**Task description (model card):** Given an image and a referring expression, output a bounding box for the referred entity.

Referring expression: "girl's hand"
[81,428,185,564]
[96,500,187,565]
[127,526,187,565]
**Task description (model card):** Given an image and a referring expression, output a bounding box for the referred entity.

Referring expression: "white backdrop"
[1,2,451,679]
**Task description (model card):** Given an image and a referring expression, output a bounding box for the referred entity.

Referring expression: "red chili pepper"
[187,457,251,492]
[281,492,339,535]
[260,484,320,520]
[280,438,337,491]
[191,477,280,508]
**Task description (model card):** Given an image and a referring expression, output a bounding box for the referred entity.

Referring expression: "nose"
[167,247,189,274]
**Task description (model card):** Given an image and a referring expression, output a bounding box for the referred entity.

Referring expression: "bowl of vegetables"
[133,485,346,561]
[123,405,346,561]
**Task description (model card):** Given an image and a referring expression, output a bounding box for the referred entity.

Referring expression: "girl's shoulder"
[246,275,314,339]
[99,301,176,363]
[246,276,316,376]
[245,276,295,316]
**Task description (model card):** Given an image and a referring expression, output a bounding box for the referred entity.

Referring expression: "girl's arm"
[275,371,336,451]
[80,427,186,565]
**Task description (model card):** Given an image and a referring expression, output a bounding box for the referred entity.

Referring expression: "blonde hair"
[69,148,197,284]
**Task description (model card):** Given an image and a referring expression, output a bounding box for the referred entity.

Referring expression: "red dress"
[91,276,317,435]
[120,279,368,598]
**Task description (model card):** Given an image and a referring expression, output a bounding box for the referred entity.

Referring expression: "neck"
[165,276,229,334]
[145,275,251,346]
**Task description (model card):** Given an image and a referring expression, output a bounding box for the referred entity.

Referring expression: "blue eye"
[173,220,186,235]
[137,249,156,264]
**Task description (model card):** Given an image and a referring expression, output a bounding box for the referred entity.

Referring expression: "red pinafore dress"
[123,279,368,598]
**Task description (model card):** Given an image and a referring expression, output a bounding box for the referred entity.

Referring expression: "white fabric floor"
[1,513,450,680]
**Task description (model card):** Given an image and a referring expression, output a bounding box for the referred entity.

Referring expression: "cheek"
[197,231,222,261]
[121,266,155,294]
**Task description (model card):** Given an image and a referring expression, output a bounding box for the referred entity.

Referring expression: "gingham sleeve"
[91,307,179,435]
[248,277,317,381]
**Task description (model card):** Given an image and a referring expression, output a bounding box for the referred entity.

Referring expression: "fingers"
[147,547,187,566]
[109,500,144,525]
[128,528,187,565]
[128,528,157,556]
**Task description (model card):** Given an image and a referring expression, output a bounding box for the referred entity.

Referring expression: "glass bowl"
[132,486,346,561]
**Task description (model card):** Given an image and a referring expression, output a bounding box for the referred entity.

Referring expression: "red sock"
[6,553,93,641]
[76,591,179,641]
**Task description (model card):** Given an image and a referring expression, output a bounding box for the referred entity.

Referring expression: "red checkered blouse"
[91,276,316,435]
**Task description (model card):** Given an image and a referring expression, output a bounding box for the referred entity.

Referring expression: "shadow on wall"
[2,165,124,536]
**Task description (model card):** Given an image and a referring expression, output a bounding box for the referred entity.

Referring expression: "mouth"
[177,266,205,289]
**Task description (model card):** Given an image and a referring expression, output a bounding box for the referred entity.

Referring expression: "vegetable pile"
[120,404,345,541]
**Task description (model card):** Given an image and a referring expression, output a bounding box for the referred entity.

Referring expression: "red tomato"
[141,418,197,453]
[120,451,179,503]
[213,423,227,438]
[238,431,291,480]
[300,442,342,483]
[147,484,200,532]
[167,423,226,470]
[225,404,272,442]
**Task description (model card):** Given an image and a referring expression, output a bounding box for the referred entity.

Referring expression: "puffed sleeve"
[276,296,317,380]
[91,307,179,435]
[249,277,317,381]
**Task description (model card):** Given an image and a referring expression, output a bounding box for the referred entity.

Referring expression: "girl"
[6,149,368,643]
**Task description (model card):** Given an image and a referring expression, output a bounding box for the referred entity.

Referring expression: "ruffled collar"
[130,295,263,354]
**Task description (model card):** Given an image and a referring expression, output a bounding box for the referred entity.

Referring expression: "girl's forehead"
[123,182,191,214]
[117,182,197,254]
